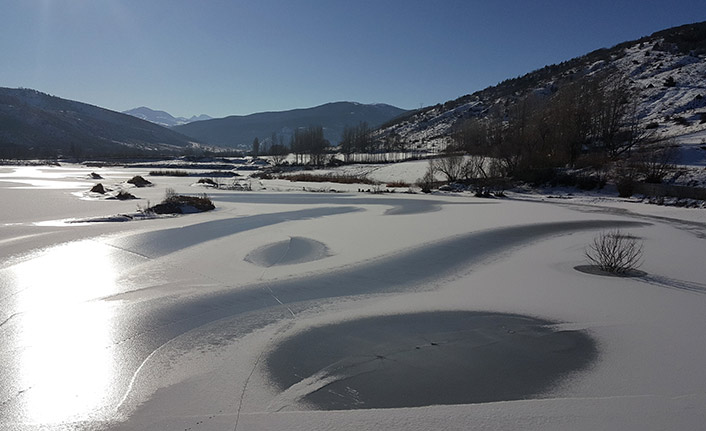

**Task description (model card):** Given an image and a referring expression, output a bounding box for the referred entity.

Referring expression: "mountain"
[188,114,213,122]
[377,21,706,149]
[0,88,203,158]
[172,102,408,149]
[123,106,212,127]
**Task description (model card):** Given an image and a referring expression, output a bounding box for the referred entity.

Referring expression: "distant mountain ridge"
[123,106,212,127]
[173,101,408,149]
[0,88,202,158]
[377,21,706,149]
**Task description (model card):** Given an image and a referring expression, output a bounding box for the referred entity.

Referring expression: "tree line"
[253,126,330,165]
[253,121,417,165]
[450,72,653,181]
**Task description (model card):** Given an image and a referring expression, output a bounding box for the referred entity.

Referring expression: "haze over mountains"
[123,107,212,128]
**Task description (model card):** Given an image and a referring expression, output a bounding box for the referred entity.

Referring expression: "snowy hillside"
[377,21,706,150]
[616,41,706,137]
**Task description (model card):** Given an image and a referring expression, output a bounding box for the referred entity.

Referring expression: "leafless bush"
[585,230,643,274]
[634,142,678,184]
[371,183,384,194]
[614,162,638,197]
[416,159,438,193]
[164,187,178,201]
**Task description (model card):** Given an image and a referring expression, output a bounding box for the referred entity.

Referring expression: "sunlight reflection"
[0,167,75,179]
[0,178,91,189]
[0,167,92,189]
[17,303,117,423]
[8,240,131,423]
[12,240,126,308]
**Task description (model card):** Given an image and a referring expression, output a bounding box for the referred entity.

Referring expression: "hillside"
[123,106,212,127]
[173,101,408,149]
[377,21,706,150]
[0,88,203,158]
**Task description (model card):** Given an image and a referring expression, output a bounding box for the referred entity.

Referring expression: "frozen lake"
[1,164,705,430]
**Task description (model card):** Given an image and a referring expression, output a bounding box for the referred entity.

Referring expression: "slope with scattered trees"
[375,21,706,162]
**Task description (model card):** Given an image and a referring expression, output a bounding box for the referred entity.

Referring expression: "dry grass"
[282,173,377,185]
[149,170,189,177]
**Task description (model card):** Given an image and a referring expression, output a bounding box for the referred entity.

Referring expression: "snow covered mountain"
[377,21,706,149]
[123,106,212,127]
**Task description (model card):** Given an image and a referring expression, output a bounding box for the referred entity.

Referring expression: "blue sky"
[1,0,705,118]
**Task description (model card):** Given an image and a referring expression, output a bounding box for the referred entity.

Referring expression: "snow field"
[1,163,705,431]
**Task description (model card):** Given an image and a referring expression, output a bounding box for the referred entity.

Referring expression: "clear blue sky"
[1,0,705,118]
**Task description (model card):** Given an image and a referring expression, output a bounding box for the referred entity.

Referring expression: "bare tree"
[433,154,467,182]
[340,125,356,162]
[291,126,329,165]
[453,118,488,154]
[464,154,488,180]
[269,144,289,165]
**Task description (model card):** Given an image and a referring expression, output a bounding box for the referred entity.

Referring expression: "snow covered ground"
[1,163,705,431]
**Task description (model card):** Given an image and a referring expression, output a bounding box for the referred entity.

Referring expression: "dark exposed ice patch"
[266,311,597,410]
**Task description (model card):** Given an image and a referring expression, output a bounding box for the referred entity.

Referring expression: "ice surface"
[0,164,705,431]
